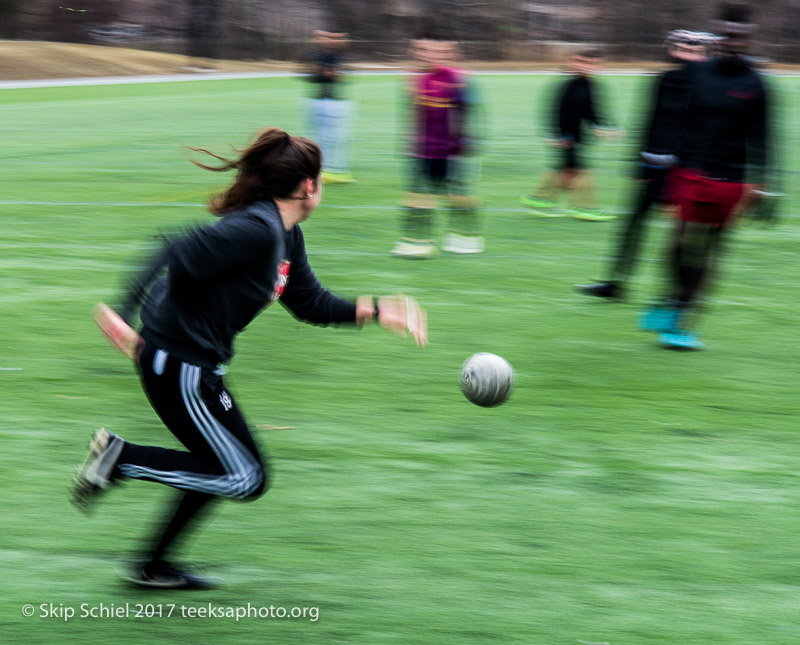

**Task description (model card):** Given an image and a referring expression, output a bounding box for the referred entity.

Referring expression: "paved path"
[2,68,799,90]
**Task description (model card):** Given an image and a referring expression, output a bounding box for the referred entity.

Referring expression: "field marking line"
[1,244,796,275]
[0,199,582,212]
[0,200,796,219]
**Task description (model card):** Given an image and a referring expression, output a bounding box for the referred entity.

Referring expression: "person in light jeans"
[305,29,356,184]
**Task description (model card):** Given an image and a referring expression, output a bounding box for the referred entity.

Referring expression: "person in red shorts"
[578,29,717,300]
[639,2,771,350]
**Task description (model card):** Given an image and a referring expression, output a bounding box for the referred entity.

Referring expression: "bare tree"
[186,0,221,58]
[2,0,799,63]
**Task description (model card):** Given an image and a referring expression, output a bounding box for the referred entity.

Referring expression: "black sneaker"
[125,561,218,590]
[577,282,623,300]
[70,428,125,514]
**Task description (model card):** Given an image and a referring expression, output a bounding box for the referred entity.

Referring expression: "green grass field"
[1,72,798,644]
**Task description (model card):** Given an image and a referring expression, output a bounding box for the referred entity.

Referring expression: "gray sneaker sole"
[70,429,124,513]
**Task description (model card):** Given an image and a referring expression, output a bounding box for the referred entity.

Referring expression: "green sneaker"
[519,195,564,217]
[568,208,616,222]
[322,171,356,185]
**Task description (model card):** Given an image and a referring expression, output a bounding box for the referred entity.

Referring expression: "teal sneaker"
[638,307,681,333]
[519,195,564,217]
[567,208,617,222]
[659,330,705,350]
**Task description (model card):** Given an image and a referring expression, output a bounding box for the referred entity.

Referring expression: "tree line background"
[1,0,798,62]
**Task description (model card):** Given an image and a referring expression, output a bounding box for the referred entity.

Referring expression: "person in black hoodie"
[72,127,427,588]
[639,2,771,349]
[579,29,717,300]
[520,48,618,221]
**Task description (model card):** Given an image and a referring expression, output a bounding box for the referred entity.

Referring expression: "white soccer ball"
[460,353,514,407]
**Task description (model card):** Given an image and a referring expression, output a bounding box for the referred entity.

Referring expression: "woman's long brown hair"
[190,128,322,216]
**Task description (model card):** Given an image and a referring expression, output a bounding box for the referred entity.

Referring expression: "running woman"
[72,128,427,588]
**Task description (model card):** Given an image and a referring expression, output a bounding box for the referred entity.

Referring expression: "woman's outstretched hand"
[356,294,428,347]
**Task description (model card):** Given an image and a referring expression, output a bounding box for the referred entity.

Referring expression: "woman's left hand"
[375,295,428,347]
[356,295,377,326]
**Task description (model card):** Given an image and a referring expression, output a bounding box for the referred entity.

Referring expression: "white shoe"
[443,233,485,254]
[390,241,438,259]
